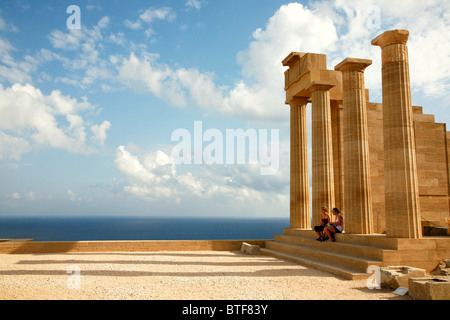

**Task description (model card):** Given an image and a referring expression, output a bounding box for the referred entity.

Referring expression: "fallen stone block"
[431,259,450,276]
[380,266,427,289]
[240,242,261,255]
[409,277,450,300]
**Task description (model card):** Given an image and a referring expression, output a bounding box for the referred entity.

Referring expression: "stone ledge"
[0,239,268,254]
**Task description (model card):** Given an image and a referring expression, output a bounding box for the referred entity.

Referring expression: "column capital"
[371,29,409,48]
[287,97,309,107]
[335,58,372,73]
[307,81,335,93]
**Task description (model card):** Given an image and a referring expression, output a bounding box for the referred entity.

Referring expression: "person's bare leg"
[324,227,335,242]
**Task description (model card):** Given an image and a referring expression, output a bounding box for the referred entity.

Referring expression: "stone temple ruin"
[0,29,448,293]
[261,29,450,280]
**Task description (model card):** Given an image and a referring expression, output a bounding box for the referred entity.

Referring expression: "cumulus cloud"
[0,83,110,160]
[111,3,338,124]
[0,37,40,84]
[312,0,450,102]
[113,1,450,125]
[91,121,111,145]
[16,1,449,127]
[114,141,289,208]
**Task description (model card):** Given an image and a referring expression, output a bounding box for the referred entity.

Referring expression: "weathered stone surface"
[372,29,422,239]
[431,260,450,276]
[310,83,336,227]
[240,242,262,255]
[380,266,426,289]
[283,29,450,237]
[409,277,450,300]
[289,98,310,229]
[335,58,373,234]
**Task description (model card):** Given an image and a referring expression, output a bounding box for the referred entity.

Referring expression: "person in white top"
[322,208,343,242]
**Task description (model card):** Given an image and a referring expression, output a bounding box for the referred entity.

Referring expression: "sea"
[0,216,290,242]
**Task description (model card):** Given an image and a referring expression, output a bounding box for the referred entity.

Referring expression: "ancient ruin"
[261,29,450,279]
[285,29,449,235]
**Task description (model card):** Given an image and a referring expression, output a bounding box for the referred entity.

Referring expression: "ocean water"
[0,216,290,242]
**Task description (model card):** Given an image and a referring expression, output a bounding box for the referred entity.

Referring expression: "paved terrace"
[0,239,409,300]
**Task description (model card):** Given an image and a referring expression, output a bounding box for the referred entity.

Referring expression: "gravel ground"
[0,251,410,300]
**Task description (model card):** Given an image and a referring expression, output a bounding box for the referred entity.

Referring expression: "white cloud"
[140,7,176,24]
[91,121,111,145]
[114,144,289,208]
[0,13,18,32]
[67,190,80,201]
[186,0,202,10]
[0,83,110,160]
[311,0,450,102]
[112,3,337,124]
[116,1,449,125]
[0,131,31,161]
[117,52,187,106]
[124,19,142,30]
[124,7,176,31]
[7,192,20,200]
[0,37,39,84]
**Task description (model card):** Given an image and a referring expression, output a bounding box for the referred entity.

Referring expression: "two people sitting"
[314,206,343,242]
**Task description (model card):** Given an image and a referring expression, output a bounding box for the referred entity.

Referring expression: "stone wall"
[0,239,267,254]
[364,101,450,233]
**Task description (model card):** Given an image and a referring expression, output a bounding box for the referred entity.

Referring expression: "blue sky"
[1,0,449,218]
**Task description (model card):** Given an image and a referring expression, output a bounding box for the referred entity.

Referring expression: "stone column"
[289,98,311,229]
[335,58,373,234]
[331,100,344,212]
[372,30,422,238]
[309,83,335,227]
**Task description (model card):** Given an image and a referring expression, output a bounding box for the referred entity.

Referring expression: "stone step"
[283,228,398,249]
[265,240,382,274]
[274,234,398,263]
[261,247,370,280]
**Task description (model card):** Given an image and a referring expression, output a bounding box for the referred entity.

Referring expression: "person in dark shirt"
[314,206,331,241]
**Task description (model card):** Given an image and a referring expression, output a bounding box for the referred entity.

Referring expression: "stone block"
[409,277,450,300]
[380,266,427,289]
[431,260,450,276]
[240,242,262,255]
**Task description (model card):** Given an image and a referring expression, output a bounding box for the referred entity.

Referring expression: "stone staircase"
[262,228,400,280]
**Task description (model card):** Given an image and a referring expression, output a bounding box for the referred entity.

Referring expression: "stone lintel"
[371,29,409,48]
[282,52,306,67]
[334,58,372,72]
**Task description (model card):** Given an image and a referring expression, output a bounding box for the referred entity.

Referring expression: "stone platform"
[262,228,450,280]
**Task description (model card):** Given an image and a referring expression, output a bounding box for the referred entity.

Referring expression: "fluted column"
[309,83,335,227]
[335,58,373,234]
[289,98,311,229]
[372,30,422,238]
